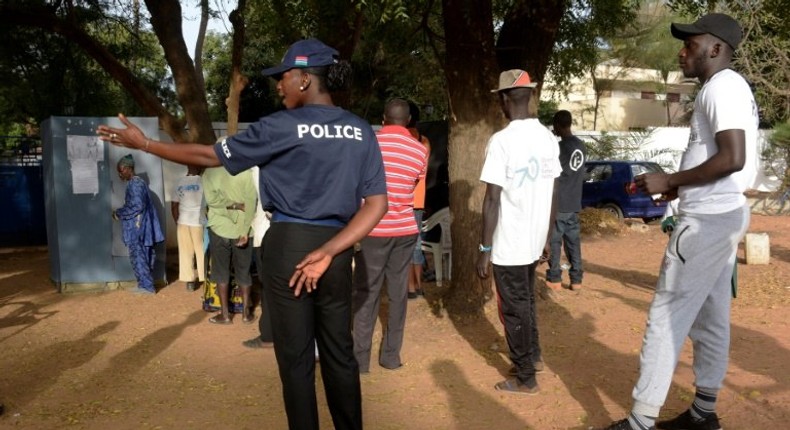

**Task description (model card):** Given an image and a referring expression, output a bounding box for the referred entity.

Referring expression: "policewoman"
[98,38,388,430]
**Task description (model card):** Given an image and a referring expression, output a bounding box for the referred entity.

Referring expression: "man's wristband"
[478,244,492,253]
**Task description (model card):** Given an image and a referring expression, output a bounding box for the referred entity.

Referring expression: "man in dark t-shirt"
[546,110,586,291]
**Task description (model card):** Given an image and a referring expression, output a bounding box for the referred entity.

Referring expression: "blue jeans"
[546,212,583,284]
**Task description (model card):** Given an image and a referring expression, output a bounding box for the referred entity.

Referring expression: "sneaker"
[130,287,155,295]
[186,281,198,292]
[407,291,418,299]
[494,378,540,396]
[656,410,721,430]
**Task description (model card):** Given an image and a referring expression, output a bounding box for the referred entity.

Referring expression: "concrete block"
[745,232,770,265]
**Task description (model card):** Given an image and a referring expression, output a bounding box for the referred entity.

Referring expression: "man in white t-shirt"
[476,69,561,396]
[171,165,206,291]
[603,13,758,430]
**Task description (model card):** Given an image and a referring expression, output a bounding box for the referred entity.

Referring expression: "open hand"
[289,250,332,296]
[96,114,146,150]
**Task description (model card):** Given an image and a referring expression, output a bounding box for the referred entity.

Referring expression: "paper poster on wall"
[67,135,104,194]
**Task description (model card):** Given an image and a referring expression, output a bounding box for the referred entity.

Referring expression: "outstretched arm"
[98,114,221,167]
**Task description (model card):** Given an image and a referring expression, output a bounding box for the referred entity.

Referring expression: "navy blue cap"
[262,38,339,77]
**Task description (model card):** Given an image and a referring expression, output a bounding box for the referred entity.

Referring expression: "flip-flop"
[208,314,232,325]
[242,313,255,324]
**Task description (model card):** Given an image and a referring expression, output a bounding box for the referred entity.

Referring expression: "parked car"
[582,160,669,222]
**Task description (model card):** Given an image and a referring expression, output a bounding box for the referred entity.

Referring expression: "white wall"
[577,127,781,192]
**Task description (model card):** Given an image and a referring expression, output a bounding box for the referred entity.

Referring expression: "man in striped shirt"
[352,98,429,373]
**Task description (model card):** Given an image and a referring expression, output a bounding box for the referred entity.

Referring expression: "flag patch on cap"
[294,55,308,66]
[512,71,532,87]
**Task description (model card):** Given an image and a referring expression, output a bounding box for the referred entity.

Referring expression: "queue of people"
[100,12,757,430]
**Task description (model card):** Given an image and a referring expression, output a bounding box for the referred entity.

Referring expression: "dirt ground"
[0,214,788,430]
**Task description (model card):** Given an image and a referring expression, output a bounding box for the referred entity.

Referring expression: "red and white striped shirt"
[369,125,428,237]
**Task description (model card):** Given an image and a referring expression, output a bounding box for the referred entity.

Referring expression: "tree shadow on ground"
[429,359,531,430]
[0,295,58,343]
[770,244,790,263]
[539,295,642,428]
[2,321,120,411]
[583,261,659,291]
[0,250,60,342]
[88,310,205,387]
[598,288,790,422]
[425,283,512,376]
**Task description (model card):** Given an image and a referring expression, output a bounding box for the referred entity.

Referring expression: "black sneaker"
[656,410,721,430]
[601,419,655,430]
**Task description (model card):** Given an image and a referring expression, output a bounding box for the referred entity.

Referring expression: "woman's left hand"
[289,250,332,296]
[96,114,146,150]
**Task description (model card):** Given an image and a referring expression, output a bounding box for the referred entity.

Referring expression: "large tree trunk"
[193,0,210,97]
[441,0,502,317]
[226,1,249,136]
[144,0,215,144]
[441,0,570,317]
[495,0,566,84]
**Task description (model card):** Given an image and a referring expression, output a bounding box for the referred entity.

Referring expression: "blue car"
[582,160,668,222]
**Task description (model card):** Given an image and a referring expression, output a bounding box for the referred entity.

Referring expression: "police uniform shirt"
[214,105,387,223]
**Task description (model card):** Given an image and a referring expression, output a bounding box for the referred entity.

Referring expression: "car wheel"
[600,203,623,219]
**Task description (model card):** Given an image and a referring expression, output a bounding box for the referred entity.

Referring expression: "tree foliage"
[1,0,643,315]
[668,0,790,124]
[765,121,790,190]
[0,0,216,143]
[0,3,174,134]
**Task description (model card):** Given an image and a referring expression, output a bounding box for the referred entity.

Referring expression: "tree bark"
[441,0,502,317]
[193,0,209,97]
[226,1,249,136]
[496,0,566,85]
[144,0,215,144]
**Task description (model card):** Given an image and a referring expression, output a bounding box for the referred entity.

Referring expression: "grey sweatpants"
[632,205,749,417]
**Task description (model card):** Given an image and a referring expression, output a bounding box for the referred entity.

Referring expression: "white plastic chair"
[421,207,452,286]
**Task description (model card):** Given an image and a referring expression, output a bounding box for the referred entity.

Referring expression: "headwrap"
[118,154,135,168]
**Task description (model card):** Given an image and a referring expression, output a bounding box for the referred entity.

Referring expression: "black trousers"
[262,222,361,430]
[493,261,541,387]
[254,246,274,342]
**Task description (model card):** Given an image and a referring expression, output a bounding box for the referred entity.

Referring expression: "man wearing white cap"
[602,13,758,430]
[476,69,561,395]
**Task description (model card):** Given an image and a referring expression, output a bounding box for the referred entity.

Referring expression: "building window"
[641,91,656,100]
[666,92,680,103]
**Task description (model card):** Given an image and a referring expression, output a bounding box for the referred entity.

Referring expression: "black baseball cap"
[262,38,339,77]
[671,13,743,50]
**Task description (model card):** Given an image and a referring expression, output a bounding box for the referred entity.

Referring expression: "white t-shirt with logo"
[173,175,206,226]
[480,118,561,266]
[678,68,759,215]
